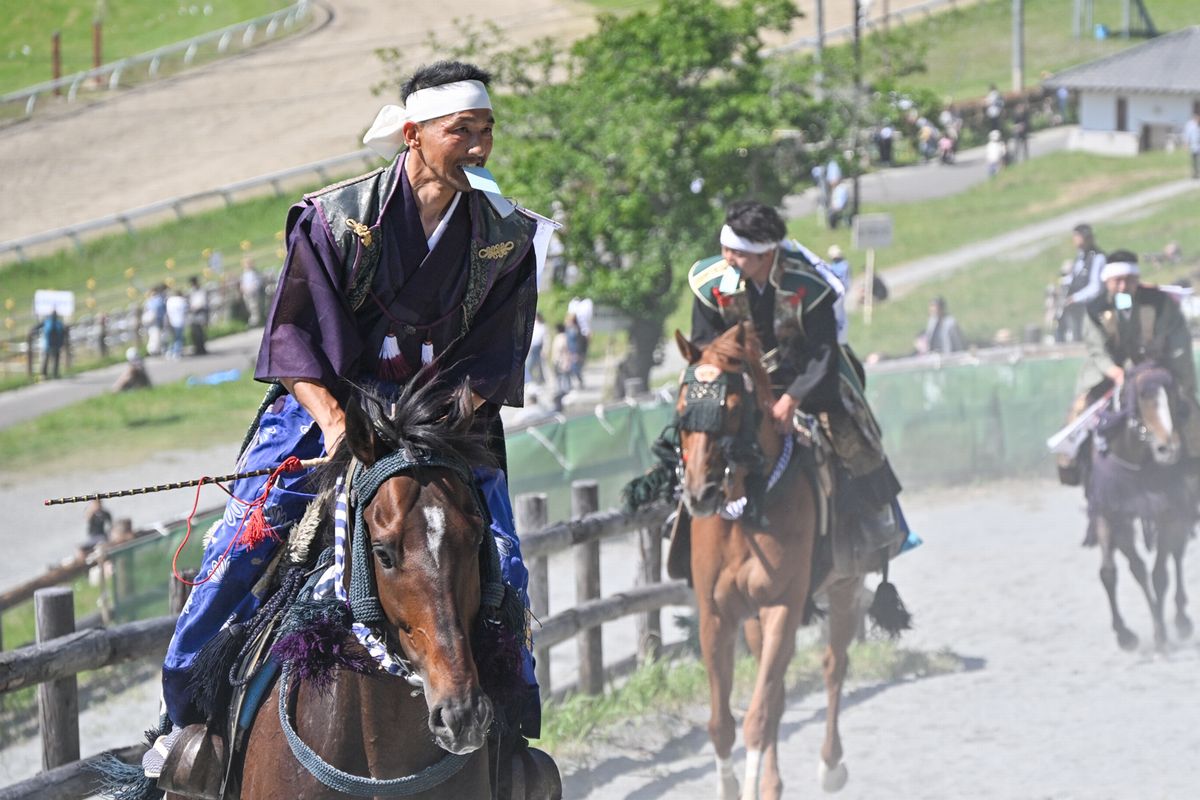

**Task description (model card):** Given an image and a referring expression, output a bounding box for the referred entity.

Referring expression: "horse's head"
[1124,362,1182,466]
[674,322,770,518]
[340,380,495,755]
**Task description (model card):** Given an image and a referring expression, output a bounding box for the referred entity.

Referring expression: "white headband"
[362,80,493,159]
[1100,261,1139,281]
[720,224,778,255]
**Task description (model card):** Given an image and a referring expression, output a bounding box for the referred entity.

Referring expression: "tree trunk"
[616,316,661,398]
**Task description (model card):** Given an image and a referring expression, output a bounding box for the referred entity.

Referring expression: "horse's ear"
[343,395,380,467]
[675,330,702,364]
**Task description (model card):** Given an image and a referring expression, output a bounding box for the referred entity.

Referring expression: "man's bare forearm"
[281,378,346,451]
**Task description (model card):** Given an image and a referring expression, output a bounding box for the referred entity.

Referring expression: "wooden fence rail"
[0,484,676,797]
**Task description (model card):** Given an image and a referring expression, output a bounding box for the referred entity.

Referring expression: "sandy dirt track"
[0,0,971,244]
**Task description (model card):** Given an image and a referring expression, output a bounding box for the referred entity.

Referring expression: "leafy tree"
[378,0,818,391]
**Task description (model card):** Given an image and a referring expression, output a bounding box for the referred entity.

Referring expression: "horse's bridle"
[677,362,765,494]
[278,446,504,797]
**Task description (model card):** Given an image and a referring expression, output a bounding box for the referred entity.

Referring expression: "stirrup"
[156,723,228,800]
[509,745,562,800]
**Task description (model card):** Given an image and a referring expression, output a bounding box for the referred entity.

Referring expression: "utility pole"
[1011,0,1024,93]
[852,0,862,220]
[814,0,825,100]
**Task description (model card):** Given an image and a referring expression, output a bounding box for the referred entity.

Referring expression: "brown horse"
[674,322,876,800]
[1086,362,1194,651]
[221,382,501,799]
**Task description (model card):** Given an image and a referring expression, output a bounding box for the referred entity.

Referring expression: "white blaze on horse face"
[1156,388,1174,437]
[423,506,446,569]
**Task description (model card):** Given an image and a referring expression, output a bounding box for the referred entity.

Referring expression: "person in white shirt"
[566,295,594,360]
[164,290,188,359]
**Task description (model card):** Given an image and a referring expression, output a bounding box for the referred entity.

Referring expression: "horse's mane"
[705,324,775,415]
[310,375,495,504]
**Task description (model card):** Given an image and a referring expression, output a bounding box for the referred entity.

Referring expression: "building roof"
[1044,26,1200,95]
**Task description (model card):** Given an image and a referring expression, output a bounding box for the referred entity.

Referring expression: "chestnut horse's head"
[338,380,496,755]
[1123,362,1183,467]
[674,322,771,518]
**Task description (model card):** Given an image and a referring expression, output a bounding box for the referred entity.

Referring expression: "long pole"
[52,31,62,95]
[852,0,862,221]
[1011,0,1025,93]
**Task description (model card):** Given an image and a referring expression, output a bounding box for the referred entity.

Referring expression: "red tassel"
[239,506,280,549]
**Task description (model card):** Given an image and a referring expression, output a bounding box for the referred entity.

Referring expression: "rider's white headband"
[1100,261,1139,281]
[362,80,493,159]
[719,224,779,255]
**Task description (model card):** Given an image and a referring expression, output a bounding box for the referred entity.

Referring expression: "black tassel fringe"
[89,754,162,800]
[867,580,912,638]
[187,622,248,724]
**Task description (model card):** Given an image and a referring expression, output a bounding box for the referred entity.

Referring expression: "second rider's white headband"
[1100,261,1139,281]
[720,224,779,255]
[362,80,493,159]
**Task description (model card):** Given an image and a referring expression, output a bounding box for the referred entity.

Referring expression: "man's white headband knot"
[362,80,493,158]
[720,224,779,255]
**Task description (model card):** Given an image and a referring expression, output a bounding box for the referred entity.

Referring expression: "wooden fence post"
[515,494,550,696]
[572,481,603,695]
[169,570,196,614]
[636,523,663,664]
[35,587,79,770]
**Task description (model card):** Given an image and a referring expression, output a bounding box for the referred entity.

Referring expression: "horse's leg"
[1149,520,1172,650]
[1098,515,1140,650]
[1174,535,1193,639]
[740,603,801,800]
[817,576,860,794]
[744,614,764,663]
[698,607,740,800]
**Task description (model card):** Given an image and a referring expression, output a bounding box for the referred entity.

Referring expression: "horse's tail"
[867,558,912,638]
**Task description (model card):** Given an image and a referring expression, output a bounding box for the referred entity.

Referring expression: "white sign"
[852,213,894,250]
[33,290,75,320]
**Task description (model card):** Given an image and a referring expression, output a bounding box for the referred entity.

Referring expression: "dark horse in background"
[1086,361,1196,651]
[674,322,906,800]
[162,379,557,799]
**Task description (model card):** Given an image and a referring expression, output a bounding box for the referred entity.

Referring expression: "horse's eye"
[372,545,395,569]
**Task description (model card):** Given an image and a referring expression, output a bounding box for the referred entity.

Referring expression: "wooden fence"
[0,481,679,799]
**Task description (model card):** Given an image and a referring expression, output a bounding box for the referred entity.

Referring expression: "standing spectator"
[550,322,571,411]
[82,499,112,553]
[917,118,938,162]
[187,276,210,356]
[826,245,851,344]
[875,122,895,166]
[985,130,1007,177]
[985,84,1004,131]
[526,311,546,384]
[142,285,167,356]
[1012,103,1032,163]
[1184,112,1200,180]
[240,257,265,327]
[915,296,966,354]
[97,312,109,359]
[1055,86,1070,122]
[40,309,66,379]
[165,289,188,359]
[828,179,850,229]
[564,313,586,389]
[566,295,594,361]
[1057,223,1107,342]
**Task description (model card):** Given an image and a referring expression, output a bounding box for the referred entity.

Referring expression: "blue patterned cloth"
[161,394,535,726]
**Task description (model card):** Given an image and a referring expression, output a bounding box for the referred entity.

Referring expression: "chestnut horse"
[1086,361,1194,651]
[217,382,500,799]
[674,322,871,800]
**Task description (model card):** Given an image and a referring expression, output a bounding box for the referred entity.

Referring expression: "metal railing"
[0,1,313,122]
[0,148,380,265]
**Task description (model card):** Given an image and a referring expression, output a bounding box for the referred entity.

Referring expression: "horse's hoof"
[818,760,849,793]
[717,773,739,800]
[1176,613,1194,640]
[1116,628,1139,651]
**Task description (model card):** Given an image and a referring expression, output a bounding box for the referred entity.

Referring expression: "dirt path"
[567,480,1200,800]
[0,0,969,244]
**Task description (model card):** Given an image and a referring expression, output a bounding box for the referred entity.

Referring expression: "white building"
[1045,26,1200,156]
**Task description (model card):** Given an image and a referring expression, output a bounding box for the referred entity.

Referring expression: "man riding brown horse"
[677,200,906,576]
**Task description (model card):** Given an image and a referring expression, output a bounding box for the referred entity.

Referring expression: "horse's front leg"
[1174,537,1193,638]
[1149,524,1172,650]
[817,577,860,794]
[698,604,740,800]
[1097,515,1141,650]
[739,602,801,800]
